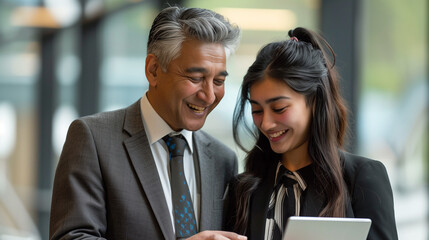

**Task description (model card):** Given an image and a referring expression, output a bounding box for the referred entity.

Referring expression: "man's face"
[146,38,227,131]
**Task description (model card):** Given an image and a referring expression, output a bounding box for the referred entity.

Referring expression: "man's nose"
[197,81,216,104]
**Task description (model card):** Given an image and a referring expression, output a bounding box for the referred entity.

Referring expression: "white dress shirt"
[139,94,199,233]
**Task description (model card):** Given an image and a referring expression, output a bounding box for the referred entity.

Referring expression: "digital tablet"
[283,216,372,240]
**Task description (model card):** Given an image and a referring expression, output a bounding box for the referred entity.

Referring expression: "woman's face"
[249,76,312,159]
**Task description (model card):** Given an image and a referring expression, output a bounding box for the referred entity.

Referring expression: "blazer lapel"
[193,132,215,231]
[300,184,325,216]
[248,165,277,239]
[123,100,174,240]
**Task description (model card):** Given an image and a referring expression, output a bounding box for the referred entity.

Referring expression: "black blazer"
[225,151,398,240]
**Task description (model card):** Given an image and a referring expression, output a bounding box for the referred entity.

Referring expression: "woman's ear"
[145,54,159,87]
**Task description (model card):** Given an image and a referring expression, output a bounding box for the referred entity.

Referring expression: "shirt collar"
[140,94,193,153]
[275,162,313,191]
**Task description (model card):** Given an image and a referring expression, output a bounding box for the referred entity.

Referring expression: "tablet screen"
[283,216,371,240]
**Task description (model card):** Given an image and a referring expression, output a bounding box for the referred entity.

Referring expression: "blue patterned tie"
[163,135,197,239]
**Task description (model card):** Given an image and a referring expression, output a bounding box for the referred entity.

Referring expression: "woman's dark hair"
[232,27,349,234]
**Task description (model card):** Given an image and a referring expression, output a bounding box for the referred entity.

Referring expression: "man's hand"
[186,231,247,240]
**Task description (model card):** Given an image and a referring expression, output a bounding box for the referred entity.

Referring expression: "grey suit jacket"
[49,100,238,240]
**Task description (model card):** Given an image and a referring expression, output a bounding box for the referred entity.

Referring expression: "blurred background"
[0,0,427,239]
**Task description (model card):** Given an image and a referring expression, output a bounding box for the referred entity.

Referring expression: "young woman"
[225,27,398,240]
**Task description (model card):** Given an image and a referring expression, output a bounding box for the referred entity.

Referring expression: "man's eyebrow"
[218,71,229,77]
[186,67,207,73]
[249,96,290,104]
[185,67,228,77]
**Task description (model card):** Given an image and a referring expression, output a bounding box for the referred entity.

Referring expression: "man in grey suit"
[49,6,245,240]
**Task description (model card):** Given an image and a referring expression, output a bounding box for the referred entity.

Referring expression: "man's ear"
[145,54,160,87]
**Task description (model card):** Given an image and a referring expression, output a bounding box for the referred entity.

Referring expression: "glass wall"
[53,27,79,164]
[0,1,41,239]
[99,2,158,112]
[359,0,428,239]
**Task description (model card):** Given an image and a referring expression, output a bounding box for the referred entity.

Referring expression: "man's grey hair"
[147,6,241,72]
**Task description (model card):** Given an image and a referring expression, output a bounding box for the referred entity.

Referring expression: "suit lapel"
[123,100,174,240]
[193,132,214,231]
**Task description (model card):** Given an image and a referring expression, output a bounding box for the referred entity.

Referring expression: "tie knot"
[276,165,297,188]
[280,174,297,188]
[163,134,187,157]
